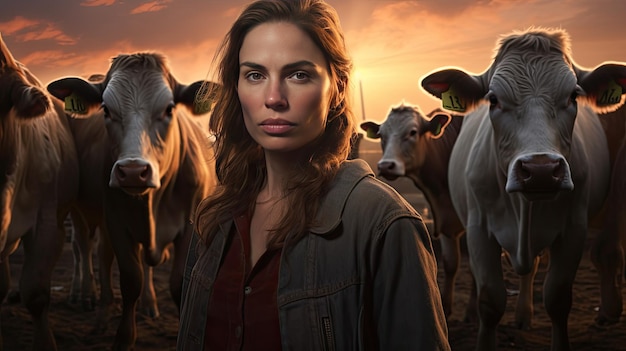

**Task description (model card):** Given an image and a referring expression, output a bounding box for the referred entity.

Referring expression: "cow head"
[421,28,626,201]
[47,53,219,196]
[0,34,58,245]
[361,104,451,180]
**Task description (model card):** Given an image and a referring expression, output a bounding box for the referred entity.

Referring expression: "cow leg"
[438,234,460,319]
[171,226,192,309]
[591,194,625,326]
[112,239,143,351]
[20,207,66,351]
[466,225,506,351]
[463,270,478,324]
[543,229,585,351]
[514,255,540,330]
[69,210,98,311]
[94,225,117,334]
[0,251,12,348]
[140,261,159,319]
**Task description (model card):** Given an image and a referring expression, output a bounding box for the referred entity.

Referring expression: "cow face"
[361,105,450,180]
[422,29,626,201]
[48,53,217,196]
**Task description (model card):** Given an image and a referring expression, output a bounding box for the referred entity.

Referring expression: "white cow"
[421,28,626,351]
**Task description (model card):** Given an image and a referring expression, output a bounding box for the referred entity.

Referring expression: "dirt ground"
[2,224,626,350]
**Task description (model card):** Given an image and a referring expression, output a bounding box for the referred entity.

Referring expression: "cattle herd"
[0,26,625,351]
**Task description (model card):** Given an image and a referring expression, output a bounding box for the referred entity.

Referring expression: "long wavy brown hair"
[195,0,356,250]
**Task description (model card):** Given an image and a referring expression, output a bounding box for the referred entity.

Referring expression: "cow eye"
[102,104,110,118]
[409,129,418,137]
[161,103,174,120]
[569,90,578,104]
[488,93,499,107]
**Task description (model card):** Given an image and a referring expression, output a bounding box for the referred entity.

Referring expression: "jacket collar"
[310,159,374,235]
[216,159,375,237]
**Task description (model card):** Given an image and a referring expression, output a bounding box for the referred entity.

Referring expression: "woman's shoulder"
[336,160,419,216]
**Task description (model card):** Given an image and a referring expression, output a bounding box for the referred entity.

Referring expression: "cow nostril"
[115,165,127,180]
[378,161,395,171]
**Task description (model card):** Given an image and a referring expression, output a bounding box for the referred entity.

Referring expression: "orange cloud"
[0,16,39,35]
[17,25,77,45]
[130,0,172,14]
[80,0,116,6]
[18,50,80,67]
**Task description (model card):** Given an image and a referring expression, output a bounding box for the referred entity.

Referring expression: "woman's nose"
[265,81,288,110]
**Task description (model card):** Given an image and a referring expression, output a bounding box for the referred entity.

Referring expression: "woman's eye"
[245,72,263,81]
[291,71,309,80]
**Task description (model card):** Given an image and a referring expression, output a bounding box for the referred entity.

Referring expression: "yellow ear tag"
[64,94,87,114]
[597,80,623,106]
[441,88,466,112]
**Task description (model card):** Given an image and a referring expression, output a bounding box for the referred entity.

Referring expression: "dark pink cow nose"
[113,160,155,189]
[506,153,573,196]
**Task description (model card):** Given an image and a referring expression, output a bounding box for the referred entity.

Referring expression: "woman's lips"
[260,118,295,134]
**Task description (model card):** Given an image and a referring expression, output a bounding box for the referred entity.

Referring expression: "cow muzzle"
[110,158,158,195]
[377,160,405,180]
[505,153,573,200]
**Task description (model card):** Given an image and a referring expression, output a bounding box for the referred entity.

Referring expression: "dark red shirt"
[204,213,282,351]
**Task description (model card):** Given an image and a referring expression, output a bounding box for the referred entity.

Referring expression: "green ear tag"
[441,88,466,112]
[597,80,623,106]
[366,128,378,139]
[194,98,213,115]
[64,94,87,114]
[434,124,442,136]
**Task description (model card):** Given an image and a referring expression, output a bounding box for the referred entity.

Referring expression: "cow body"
[0,34,79,350]
[47,53,216,350]
[593,105,626,325]
[422,28,626,351]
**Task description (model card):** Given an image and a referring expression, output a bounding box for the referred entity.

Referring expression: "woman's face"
[238,21,332,154]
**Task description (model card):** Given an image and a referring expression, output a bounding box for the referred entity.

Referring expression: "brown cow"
[593,104,626,326]
[47,53,217,350]
[0,34,79,350]
[360,104,469,320]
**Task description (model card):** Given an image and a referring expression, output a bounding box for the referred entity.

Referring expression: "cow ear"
[421,68,486,114]
[176,80,220,115]
[47,77,103,117]
[426,113,452,139]
[576,63,626,113]
[360,121,381,139]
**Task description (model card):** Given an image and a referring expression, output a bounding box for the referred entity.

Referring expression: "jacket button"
[244,286,252,295]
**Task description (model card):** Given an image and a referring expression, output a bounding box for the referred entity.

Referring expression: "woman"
[177,0,450,350]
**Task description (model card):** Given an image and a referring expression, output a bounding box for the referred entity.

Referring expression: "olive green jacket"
[177,159,450,350]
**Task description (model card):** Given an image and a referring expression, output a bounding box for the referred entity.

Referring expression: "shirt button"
[235,326,242,338]
[244,286,252,295]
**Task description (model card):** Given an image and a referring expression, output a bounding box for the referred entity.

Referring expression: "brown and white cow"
[47,53,217,350]
[360,104,469,320]
[422,28,626,351]
[0,34,79,350]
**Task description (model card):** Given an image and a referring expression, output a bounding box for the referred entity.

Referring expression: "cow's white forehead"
[489,30,577,102]
[103,71,174,112]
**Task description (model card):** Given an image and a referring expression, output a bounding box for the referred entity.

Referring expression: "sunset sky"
[2,0,625,123]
